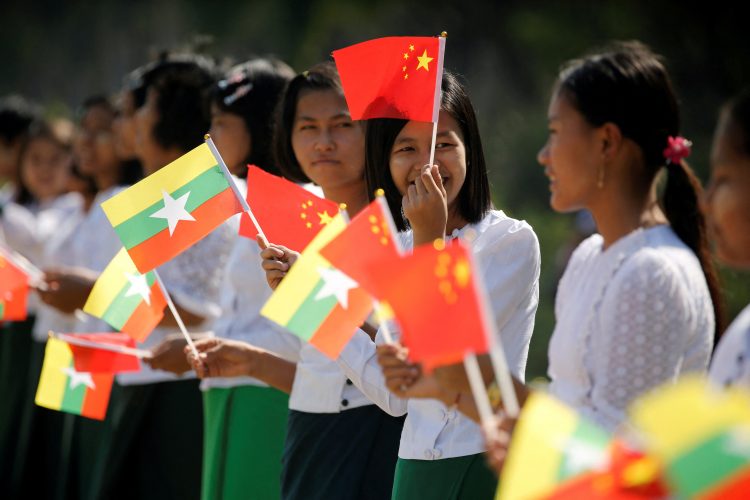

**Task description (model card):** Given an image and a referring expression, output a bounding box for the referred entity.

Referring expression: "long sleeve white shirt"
[337,210,540,459]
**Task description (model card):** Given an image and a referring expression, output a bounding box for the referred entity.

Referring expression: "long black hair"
[364,71,491,232]
[557,41,723,336]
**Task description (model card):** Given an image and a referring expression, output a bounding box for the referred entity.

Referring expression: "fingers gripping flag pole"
[204,134,267,241]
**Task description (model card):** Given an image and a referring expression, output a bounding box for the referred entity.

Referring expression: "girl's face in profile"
[706,114,750,269]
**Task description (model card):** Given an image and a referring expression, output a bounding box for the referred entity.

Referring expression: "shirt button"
[341,399,349,407]
[423,449,433,459]
[346,379,353,385]
[433,449,443,459]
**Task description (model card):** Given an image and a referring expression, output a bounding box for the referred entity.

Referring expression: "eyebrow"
[296,113,351,121]
[395,130,456,144]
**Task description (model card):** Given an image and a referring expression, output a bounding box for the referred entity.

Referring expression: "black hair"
[145,55,216,153]
[210,57,295,176]
[16,119,73,205]
[273,62,344,183]
[364,71,491,232]
[557,40,723,337]
[720,87,750,159]
[0,95,41,144]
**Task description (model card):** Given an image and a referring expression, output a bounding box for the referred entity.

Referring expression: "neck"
[446,204,470,236]
[94,169,119,192]
[590,176,667,249]
[321,182,369,218]
[145,148,183,176]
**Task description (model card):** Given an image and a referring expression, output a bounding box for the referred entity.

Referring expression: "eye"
[393,145,415,154]
[335,121,353,128]
[435,142,454,149]
[298,123,316,131]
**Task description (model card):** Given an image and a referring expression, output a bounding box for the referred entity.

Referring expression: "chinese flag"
[364,239,490,371]
[239,165,340,252]
[0,253,29,321]
[64,333,142,373]
[333,36,446,122]
[319,195,402,296]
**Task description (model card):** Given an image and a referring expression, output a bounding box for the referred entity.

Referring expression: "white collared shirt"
[710,305,750,389]
[337,210,540,459]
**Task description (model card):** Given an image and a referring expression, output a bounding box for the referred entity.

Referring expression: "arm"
[38,267,98,313]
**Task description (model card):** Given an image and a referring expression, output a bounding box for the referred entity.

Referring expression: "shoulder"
[474,210,539,257]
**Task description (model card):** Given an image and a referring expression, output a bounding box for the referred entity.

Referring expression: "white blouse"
[710,305,750,389]
[337,210,540,459]
[548,225,714,432]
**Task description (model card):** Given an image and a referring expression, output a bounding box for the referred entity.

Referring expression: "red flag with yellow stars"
[333,35,446,122]
[239,165,340,252]
[319,194,402,297]
[364,239,489,371]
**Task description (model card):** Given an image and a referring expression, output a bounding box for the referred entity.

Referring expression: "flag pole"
[372,191,404,345]
[204,134,267,241]
[153,270,200,359]
[464,351,500,441]
[426,32,447,171]
[51,331,152,358]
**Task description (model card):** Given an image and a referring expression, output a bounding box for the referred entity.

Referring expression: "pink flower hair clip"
[663,136,692,164]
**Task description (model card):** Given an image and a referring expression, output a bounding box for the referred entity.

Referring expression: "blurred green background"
[3,0,748,379]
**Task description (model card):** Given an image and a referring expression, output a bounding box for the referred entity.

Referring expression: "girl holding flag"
[334,70,540,499]
[189,62,403,500]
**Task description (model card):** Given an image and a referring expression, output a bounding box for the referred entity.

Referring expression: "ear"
[598,122,623,160]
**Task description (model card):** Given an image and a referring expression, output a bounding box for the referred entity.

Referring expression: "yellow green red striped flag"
[35,337,114,420]
[83,248,167,342]
[101,143,243,273]
[261,213,373,359]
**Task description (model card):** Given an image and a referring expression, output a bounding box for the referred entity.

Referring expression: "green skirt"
[202,385,289,500]
[391,454,497,500]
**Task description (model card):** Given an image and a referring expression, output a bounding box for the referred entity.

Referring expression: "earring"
[597,164,605,189]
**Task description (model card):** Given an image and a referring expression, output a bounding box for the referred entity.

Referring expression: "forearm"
[250,349,297,394]
[158,302,206,327]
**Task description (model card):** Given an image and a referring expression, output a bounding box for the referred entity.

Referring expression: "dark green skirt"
[202,385,289,500]
[391,454,497,500]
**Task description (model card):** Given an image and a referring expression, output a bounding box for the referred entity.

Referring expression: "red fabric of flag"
[333,36,445,122]
[0,254,29,320]
[66,333,141,373]
[239,165,340,252]
[365,240,490,371]
[319,196,402,295]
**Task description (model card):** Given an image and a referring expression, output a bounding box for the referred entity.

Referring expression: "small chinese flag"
[319,195,402,297]
[239,165,340,252]
[333,36,446,122]
[0,253,29,321]
[364,239,489,371]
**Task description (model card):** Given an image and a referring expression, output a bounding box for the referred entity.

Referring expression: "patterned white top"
[548,225,714,432]
[710,305,750,389]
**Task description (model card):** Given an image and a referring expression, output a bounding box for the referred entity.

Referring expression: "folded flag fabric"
[630,376,750,499]
[261,213,373,359]
[333,35,446,122]
[498,392,612,500]
[363,239,490,371]
[83,248,166,342]
[319,194,402,297]
[239,165,340,252]
[0,252,29,321]
[59,332,142,373]
[35,337,114,420]
[101,142,243,273]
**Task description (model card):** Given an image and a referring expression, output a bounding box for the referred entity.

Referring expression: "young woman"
[190,62,403,500]
[334,71,540,500]
[481,41,722,476]
[707,89,750,388]
[199,57,296,500]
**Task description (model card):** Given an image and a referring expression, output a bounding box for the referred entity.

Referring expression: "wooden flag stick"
[153,271,200,360]
[51,332,152,358]
[204,134,267,241]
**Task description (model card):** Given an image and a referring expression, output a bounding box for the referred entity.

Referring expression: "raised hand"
[402,164,448,246]
[185,337,257,379]
[257,234,299,290]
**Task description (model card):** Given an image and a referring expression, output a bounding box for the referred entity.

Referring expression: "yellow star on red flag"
[416,50,434,71]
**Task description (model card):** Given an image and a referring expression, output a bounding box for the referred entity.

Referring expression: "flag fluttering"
[333,35,446,122]
[239,165,340,252]
[57,332,143,373]
[83,248,166,342]
[0,252,29,321]
[261,213,373,358]
[35,337,114,420]
[101,143,243,273]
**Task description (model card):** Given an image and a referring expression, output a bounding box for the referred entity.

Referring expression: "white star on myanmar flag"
[61,366,96,390]
[124,272,152,305]
[150,190,195,236]
[314,267,358,309]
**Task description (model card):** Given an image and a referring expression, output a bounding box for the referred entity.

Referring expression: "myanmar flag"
[261,213,373,359]
[35,337,114,420]
[319,195,402,296]
[239,165,340,252]
[363,239,490,372]
[498,392,612,500]
[631,376,750,499]
[0,252,29,321]
[333,36,446,122]
[83,248,166,342]
[101,143,243,273]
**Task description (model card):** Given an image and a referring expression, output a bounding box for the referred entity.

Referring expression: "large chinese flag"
[333,36,446,122]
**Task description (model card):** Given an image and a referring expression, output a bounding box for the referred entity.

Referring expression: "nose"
[537,142,550,166]
[314,128,335,152]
